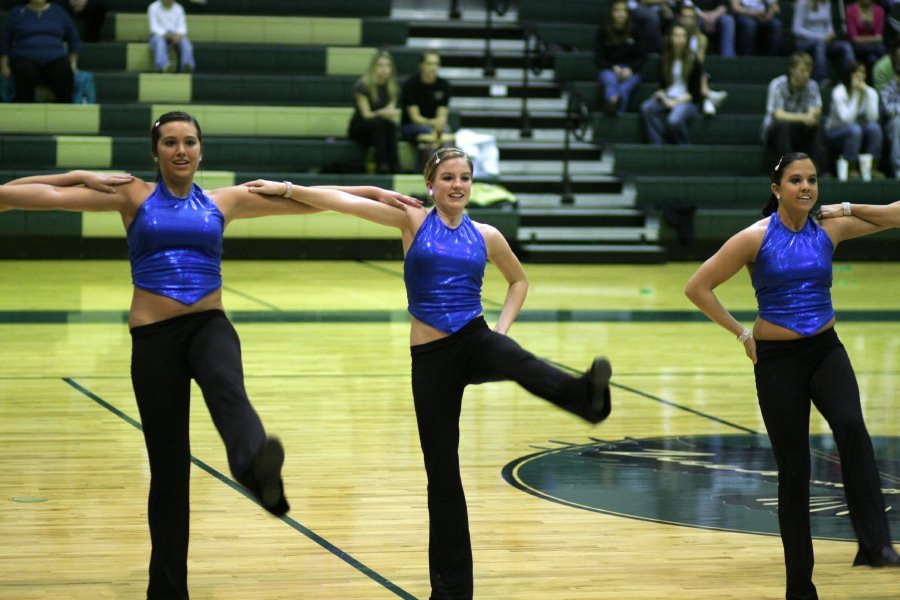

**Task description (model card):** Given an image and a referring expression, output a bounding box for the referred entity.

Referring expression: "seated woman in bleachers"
[677,1,728,114]
[640,22,704,144]
[348,50,400,174]
[845,0,886,78]
[147,0,194,73]
[0,0,80,103]
[595,0,649,115]
[730,0,784,55]
[792,0,855,83]
[824,60,882,180]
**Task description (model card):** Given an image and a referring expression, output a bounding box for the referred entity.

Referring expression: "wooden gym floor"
[0,259,898,599]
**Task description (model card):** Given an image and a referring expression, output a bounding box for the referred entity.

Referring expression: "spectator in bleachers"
[731,0,784,55]
[54,0,106,43]
[762,52,823,166]
[401,50,453,164]
[640,23,703,143]
[872,39,900,90]
[148,0,194,73]
[0,0,80,103]
[879,45,900,177]
[792,0,855,82]
[694,0,736,56]
[626,0,669,53]
[825,61,882,180]
[348,50,400,174]
[846,0,886,76]
[595,0,649,115]
[678,1,729,114]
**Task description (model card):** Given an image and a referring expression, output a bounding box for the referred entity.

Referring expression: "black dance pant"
[10,56,74,103]
[131,310,268,600]
[754,328,892,600]
[410,317,593,600]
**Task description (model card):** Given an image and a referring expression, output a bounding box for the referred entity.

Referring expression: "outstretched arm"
[0,181,133,213]
[244,179,417,229]
[819,201,900,228]
[313,185,422,210]
[5,170,134,192]
[479,224,528,335]
[684,226,762,363]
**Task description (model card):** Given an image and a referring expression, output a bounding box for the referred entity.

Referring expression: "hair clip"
[774,155,784,171]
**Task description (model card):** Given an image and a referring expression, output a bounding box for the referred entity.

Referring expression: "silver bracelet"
[736,327,752,343]
[842,201,851,216]
[283,180,293,199]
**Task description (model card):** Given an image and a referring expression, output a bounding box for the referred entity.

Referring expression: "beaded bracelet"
[736,327,752,343]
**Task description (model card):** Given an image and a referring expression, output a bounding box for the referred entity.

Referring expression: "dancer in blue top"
[685,152,900,600]
[0,110,416,600]
[247,146,613,600]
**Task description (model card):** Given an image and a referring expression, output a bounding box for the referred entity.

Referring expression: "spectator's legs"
[640,97,667,144]
[667,101,699,144]
[796,39,828,82]
[888,115,900,177]
[735,15,759,55]
[176,37,195,72]
[767,121,795,157]
[9,56,41,102]
[861,121,883,159]
[617,74,642,113]
[717,14,736,57]
[837,123,863,161]
[632,5,663,53]
[760,18,783,56]
[149,34,170,71]
[599,68,620,107]
[41,57,75,104]
[82,0,108,43]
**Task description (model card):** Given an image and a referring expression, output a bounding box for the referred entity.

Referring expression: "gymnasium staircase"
[395,4,665,264]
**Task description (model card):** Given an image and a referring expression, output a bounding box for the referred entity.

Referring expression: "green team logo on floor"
[503,434,900,541]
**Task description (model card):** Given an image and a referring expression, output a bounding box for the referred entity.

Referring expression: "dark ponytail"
[762,152,814,217]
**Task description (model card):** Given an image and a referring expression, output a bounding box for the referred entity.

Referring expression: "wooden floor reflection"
[1,260,898,599]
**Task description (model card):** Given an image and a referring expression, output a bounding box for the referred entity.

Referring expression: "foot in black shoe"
[586,357,612,424]
[254,437,290,516]
[854,545,900,567]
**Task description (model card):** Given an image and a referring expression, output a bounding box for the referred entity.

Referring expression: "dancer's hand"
[371,188,422,210]
[742,336,757,364]
[79,171,134,193]
[817,204,845,219]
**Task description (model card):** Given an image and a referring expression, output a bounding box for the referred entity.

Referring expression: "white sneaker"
[708,89,728,108]
[703,98,716,116]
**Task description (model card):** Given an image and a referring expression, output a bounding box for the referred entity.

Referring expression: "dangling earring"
[153,156,158,163]
[428,188,434,195]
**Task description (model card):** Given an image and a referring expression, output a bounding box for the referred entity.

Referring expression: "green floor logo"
[502,434,900,541]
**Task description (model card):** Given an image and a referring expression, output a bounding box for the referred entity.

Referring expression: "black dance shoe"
[584,357,612,424]
[253,437,290,516]
[853,544,900,567]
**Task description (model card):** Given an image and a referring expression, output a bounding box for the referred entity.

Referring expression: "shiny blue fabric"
[751,212,834,335]
[405,210,486,334]
[127,182,224,305]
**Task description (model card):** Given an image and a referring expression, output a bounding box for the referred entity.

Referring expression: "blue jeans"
[795,38,854,82]
[149,34,195,72]
[825,121,882,161]
[640,97,699,144]
[735,15,783,56]
[700,13,736,57]
[887,115,900,175]
[598,69,641,113]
